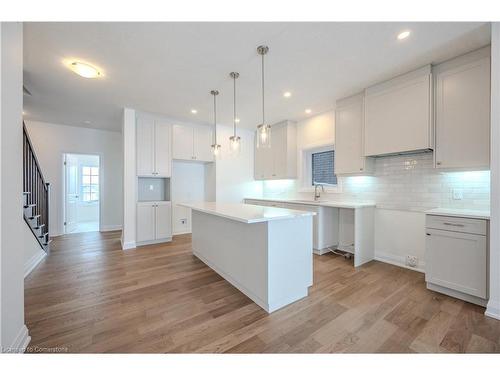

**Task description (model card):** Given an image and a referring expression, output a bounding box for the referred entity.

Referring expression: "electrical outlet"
[406,255,418,268]
[452,188,463,200]
[180,219,187,225]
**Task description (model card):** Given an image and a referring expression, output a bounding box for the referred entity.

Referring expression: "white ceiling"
[23,22,491,132]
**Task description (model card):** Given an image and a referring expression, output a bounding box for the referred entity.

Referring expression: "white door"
[154,121,172,176]
[156,202,172,239]
[434,56,490,169]
[272,124,287,178]
[64,154,79,233]
[335,94,365,174]
[426,229,487,299]
[137,203,156,242]
[136,116,155,176]
[172,124,194,161]
[193,125,214,162]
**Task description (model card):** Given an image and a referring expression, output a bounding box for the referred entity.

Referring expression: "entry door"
[65,155,79,233]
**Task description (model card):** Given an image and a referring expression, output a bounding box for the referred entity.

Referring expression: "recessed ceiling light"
[305,109,312,114]
[22,111,26,116]
[83,120,91,124]
[397,30,411,40]
[191,109,198,114]
[235,118,240,123]
[283,91,292,98]
[66,61,101,78]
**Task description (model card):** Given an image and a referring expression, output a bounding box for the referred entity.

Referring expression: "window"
[81,166,99,202]
[311,150,337,185]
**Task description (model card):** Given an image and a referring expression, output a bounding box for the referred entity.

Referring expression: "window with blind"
[311,150,337,185]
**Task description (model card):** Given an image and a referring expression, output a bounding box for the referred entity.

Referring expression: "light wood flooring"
[24,231,500,353]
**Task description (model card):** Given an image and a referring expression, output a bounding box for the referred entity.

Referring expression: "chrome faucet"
[314,184,325,201]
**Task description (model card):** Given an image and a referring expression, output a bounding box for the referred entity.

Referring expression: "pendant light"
[229,72,241,155]
[210,90,221,157]
[256,45,271,149]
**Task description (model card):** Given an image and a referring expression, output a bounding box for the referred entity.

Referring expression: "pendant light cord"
[213,91,217,143]
[261,52,265,125]
[233,75,237,137]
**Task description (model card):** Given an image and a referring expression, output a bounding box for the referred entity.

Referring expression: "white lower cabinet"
[425,214,488,305]
[137,201,172,244]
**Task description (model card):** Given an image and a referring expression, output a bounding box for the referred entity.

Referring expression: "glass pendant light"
[256,45,271,149]
[229,71,241,155]
[210,90,221,157]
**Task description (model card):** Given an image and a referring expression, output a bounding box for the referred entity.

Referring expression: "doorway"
[64,153,100,234]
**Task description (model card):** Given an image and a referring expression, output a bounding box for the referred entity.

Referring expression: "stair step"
[24,203,36,208]
[29,214,40,220]
[43,239,52,246]
[23,192,31,195]
[33,224,45,230]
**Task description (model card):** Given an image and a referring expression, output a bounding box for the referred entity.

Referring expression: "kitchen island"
[179,202,316,313]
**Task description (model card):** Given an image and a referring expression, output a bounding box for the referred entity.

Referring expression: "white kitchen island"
[179,202,316,313]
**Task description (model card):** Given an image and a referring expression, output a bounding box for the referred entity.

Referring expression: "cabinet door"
[435,56,490,169]
[154,121,172,176]
[137,203,156,242]
[364,66,432,156]
[272,124,287,178]
[335,94,366,174]
[426,229,487,298]
[155,202,172,239]
[172,124,194,161]
[193,125,214,162]
[254,140,273,179]
[136,116,155,176]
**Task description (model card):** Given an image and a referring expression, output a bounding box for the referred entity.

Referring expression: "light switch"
[149,185,154,191]
[452,188,463,200]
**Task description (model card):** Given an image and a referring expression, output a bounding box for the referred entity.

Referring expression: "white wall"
[487,23,500,320]
[121,108,136,249]
[0,22,29,352]
[24,120,123,235]
[262,110,491,271]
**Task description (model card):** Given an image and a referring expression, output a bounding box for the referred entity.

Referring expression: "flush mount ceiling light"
[191,109,198,114]
[283,91,292,98]
[256,45,271,149]
[229,72,241,156]
[210,90,221,157]
[66,61,102,78]
[235,118,240,123]
[397,30,411,40]
[305,108,312,114]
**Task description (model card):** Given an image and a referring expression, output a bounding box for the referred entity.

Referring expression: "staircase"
[23,123,51,253]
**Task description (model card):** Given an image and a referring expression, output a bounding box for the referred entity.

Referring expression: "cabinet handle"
[436,162,442,166]
[360,168,363,171]
[443,222,465,227]
[426,233,431,236]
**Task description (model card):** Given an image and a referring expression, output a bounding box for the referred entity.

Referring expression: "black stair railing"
[23,122,50,251]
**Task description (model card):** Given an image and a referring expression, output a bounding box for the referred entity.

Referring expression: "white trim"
[100,224,122,232]
[3,325,30,353]
[173,230,191,235]
[486,298,500,320]
[374,251,425,273]
[121,239,136,250]
[24,250,46,278]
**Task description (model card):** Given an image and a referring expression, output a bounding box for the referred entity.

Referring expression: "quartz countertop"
[425,208,490,220]
[179,202,316,224]
[244,197,376,209]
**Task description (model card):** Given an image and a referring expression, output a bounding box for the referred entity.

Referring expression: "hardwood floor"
[24,231,500,353]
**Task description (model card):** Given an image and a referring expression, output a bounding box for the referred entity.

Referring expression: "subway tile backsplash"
[263,152,490,212]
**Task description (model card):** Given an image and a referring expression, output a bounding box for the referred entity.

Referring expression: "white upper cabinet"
[434,47,490,169]
[364,66,433,156]
[254,120,297,180]
[136,116,172,177]
[335,93,374,175]
[172,123,214,162]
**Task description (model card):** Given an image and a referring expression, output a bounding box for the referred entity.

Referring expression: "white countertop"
[426,208,490,220]
[244,197,376,209]
[179,202,316,224]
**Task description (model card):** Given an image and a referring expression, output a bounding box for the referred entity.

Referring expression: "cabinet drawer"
[426,215,487,235]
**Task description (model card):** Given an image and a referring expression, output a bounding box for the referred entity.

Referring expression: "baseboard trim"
[100,225,122,232]
[3,325,30,353]
[486,299,500,320]
[375,251,425,273]
[24,250,46,278]
[173,230,191,235]
[121,239,136,250]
